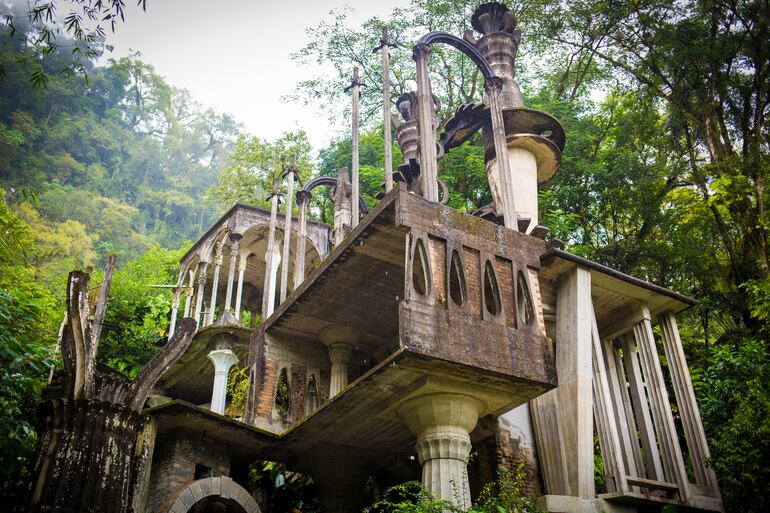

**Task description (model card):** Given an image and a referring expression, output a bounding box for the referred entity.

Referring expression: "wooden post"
[262,186,281,318]
[349,68,362,226]
[484,77,519,231]
[658,311,720,493]
[280,160,296,303]
[377,28,394,193]
[294,190,311,289]
[413,43,438,202]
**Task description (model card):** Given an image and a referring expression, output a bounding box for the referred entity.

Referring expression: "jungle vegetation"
[0,1,768,512]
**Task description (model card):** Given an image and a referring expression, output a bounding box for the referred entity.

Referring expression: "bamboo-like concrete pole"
[293,189,311,289]
[485,77,519,230]
[413,43,438,202]
[375,28,395,193]
[280,158,296,303]
[262,183,281,318]
[349,67,361,226]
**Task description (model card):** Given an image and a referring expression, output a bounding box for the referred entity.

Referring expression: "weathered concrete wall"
[252,332,331,432]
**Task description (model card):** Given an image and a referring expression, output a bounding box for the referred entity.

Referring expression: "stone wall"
[145,430,232,513]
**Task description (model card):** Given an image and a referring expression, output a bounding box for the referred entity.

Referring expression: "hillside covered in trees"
[1,1,768,512]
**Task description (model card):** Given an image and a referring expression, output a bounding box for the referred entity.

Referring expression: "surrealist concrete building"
[28,3,723,513]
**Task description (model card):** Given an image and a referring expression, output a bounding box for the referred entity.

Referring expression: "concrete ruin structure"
[29,3,723,513]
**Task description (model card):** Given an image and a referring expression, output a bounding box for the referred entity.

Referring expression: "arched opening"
[275,368,291,417]
[483,260,501,316]
[305,374,319,415]
[167,477,260,513]
[412,239,430,296]
[516,270,534,325]
[449,250,466,306]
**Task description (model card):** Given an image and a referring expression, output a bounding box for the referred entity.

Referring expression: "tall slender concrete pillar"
[264,243,281,318]
[183,270,194,317]
[193,262,208,326]
[169,288,181,337]
[485,78,518,231]
[262,188,281,318]
[234,253,247,320]
[294,190,311,289]
[206,241,223,326]
[397,393,482,509]
[280,162,296,302]
[413,43,439,202]
[223,234,242,314]
[207,348,238,415]
[319,325,361,397]
[555,266,594,497]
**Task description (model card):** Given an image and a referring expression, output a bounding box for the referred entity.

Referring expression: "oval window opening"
[484,260,501,316]
[412,239,429,296]
[517,271,534,325]
[449,250,467,306]
[305,374,319,414]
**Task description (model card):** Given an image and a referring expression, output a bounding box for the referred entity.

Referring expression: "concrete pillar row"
[397,393,482,510]
[319,325,361,398]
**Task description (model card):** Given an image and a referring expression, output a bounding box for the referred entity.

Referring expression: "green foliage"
[98,244,190,377]
[0,193,58,507]
[226,366,249,418]
[366,466,543,513]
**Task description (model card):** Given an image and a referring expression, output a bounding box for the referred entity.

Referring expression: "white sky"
[101,0,411,151]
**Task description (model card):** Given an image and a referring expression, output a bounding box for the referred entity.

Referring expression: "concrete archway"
[167,476,261,513]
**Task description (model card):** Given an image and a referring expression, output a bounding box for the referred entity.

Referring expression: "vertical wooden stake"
[485,78,519,230]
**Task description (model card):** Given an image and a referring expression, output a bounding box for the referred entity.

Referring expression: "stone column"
[319,325,361,397]
[207,348,239,415]
[280,163,296,303]
[169,288,181,337]
[234,252,248,320]
[262,188,281,318]
[264,243,282,318]
[293,190,311,289]
[193,262,208,326]
[183,269,195,317]
[413,43,439,202]
[206,241,223,326]
[397,393,482,510]
[223,234,242,314]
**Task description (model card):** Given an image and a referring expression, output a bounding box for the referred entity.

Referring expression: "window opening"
[275,367,291,416]
[484,260,501,316]
[516,271,534,325]
[449,250,466,306]
[412,239,429,296]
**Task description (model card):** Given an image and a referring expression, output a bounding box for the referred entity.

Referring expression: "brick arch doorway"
[167,476,261,513]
